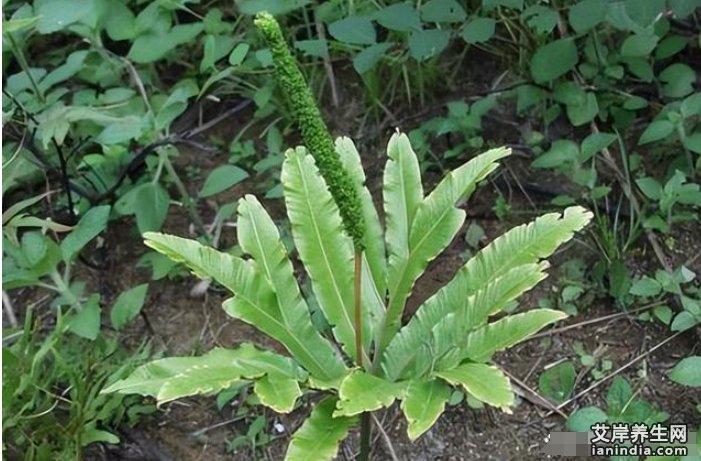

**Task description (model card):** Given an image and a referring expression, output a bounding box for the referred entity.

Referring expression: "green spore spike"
[254,12,366,251]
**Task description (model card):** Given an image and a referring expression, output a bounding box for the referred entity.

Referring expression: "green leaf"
[621,33,659,57]
[638,120,675,144]
[684,132,701,155]
[294,39,329,59]
[229,42,251,65]
[110,283,149,330]
[521,5,558,35]
[659,63,696,98]
[460,309,567,362]
[669,0,701,18]
[382,206,591,380]
[20,232,61,276]
[127,23,203,63]
[538,361,576,403]
[516,84,547,113]
[671,311,698,331]
[386,262,548,380]
[201,34,217,72]
[421,0,466,22]
[401,379,451,440]
[281,147,370,364]
[156,88,191,131]
[655,35,688,60]
[383,147,510,351]
[105,2,136,41]
[134,2,171,35]
[384,133,424,296]
[353,42,392,74]
[336,137,387,296]
[2,16,39,34]
[606,376,632,416]
[530,39,578,83]
[374,4,421,31]
[135,183,170,233]
[80,427,120,446]
[553,81,585,105]
[103,344,305,403]
[568,0,606,33]
[580,132,617,161]
[96,116,149,145]
[143,232,346,384]
[236,195,347,382]
[460,18,495,44]
[620,96,647,112]
[629,276,662,297]
[681,93,701,119]
[567,406,607,431]
[668,356,701,387]
[566,92,599,126]
[200,165,249,197]
[653,305,672,325]
[636,177,663,200]
[254,374,302,412]
[68,296,101,340]
[533,140,579,169]
[328,16,376,45]
[39,50,89,93]
[36,0,88,33]
[408,29,451,61]
[625,57,654,82]
[60,205,110,262]
[199,67,235,98]
[284,398,357,461]
[437,363,514,410]
[335,370,407,416]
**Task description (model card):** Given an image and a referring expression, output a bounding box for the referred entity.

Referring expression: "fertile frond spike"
[254,12,366,250]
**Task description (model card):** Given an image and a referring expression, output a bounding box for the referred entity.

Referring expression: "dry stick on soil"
[370,413,399,461]
[502,369,569,418]
[369,410,402,460]
[521,350,546,382]
[526,301,664,341]
[2,290,18,328]
[550,330,685,415]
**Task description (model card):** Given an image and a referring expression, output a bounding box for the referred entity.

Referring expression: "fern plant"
[105,132,592,460]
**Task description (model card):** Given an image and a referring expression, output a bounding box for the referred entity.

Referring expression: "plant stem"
[161,151,212,243]
[359,413,371,461]
[7,32,44,102]
[49,270,82,312]
[354,250,363,367]
[676,125,696,180]
[354,250,371,461]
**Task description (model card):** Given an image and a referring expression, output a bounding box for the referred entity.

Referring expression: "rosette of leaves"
[105,133,592,460]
